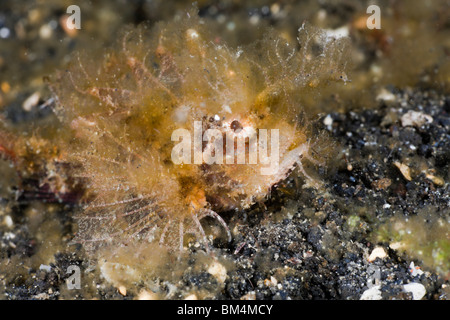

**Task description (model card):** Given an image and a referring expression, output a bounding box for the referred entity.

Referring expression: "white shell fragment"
[376,88,396,104]
[394,161,412,181]
[39,264,52,272]
[401,110,433,127]
[403,283,426,300]
[360,286,382,300]
[368,246,388,262]
[207,260,227,284]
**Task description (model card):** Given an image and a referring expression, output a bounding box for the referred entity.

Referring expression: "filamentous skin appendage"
[49,10,349,253]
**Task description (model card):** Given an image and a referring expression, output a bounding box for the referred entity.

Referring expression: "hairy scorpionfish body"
[50,11,348,252]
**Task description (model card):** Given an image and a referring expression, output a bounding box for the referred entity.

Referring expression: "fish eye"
[230,120,243,132]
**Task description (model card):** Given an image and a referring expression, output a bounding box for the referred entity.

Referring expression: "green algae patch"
[375,207,450,277]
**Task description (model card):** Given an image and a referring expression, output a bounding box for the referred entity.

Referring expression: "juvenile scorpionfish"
[49,9,349,252]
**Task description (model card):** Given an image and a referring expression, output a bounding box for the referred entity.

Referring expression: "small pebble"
[394,162,412,181]
[4,215,13,228]
[118,285,127,296]
[324,26,349,39]
[425,173,444,187]
[0,27,10,39]
[323,114,333,130]
[372,178,392,190]
[403,283,426,300]
[389,242,405,250]
[368,247,387,262]
[39,24,53,39]
[207,260,227,284]
[39,264,52,272]
[22,92,40,111]
[401,110,433,127]
[360,286,382,300]
[240,291,256,300]
[376,88,396,105]
[137,289,157,300]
